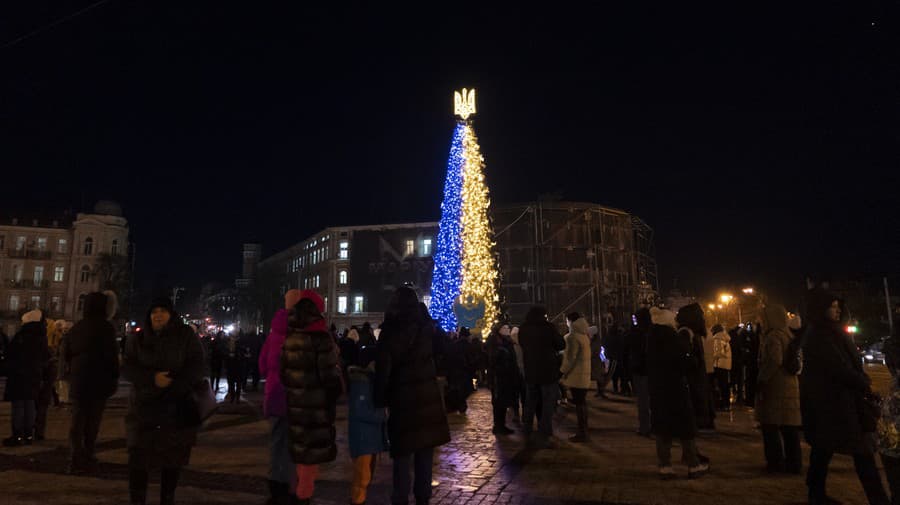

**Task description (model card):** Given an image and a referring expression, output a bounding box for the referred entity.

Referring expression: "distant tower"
[237,243,262,288]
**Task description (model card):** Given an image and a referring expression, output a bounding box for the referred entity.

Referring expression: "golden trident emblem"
[454,88,476,120]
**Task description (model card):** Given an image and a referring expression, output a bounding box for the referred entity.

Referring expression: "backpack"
[783,329,806,375]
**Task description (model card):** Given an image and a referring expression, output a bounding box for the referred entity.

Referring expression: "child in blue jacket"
[347,349,387,505]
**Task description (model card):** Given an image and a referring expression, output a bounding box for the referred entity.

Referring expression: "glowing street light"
[708,304,716,310]
[742,287,755,295]
[720,294,734,304]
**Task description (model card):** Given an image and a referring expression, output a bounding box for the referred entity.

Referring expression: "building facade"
[254,223,438,330]
[0,201,129,335]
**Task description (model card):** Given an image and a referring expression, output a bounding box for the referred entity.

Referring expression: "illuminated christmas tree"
[430,88,499,332]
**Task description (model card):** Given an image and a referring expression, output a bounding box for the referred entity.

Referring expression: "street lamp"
[742,287,754,295]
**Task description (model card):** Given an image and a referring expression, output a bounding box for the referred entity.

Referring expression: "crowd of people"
[0,283,897,505]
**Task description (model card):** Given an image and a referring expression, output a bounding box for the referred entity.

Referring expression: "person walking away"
[676,303,716,431]
[123,298,205,505]
[603,325,625,395]
[730,326,747,406]
[210,332,225,393]
[628,308,653,437]
[561,313,592,442]
[258,299,296,504]
[745,324,761,406]
[374,288,451,505]
[755,304,802,474]
[64,292,120,474]
[281,290,343,505]
[225,333,246,403]
[518,306,566,448]
[487,324,518,435]
[589,326,607,398]
[445,329,474,414]
[347,348,387,505]
[711,325,732,411]
[647,307,708,479]
[801,289,889,505]
[2,310,50,446]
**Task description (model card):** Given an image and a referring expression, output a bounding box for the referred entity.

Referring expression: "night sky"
[1,2,897,310]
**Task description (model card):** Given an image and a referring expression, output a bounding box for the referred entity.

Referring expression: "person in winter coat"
[374,288,451,505]
[561,313,592,442]
[755,304,802,474]
[281,290,343,505]
[628,308,653,437]
[488,323,519,435]
[602,325,626,395]
[2,310,50,446]
[445,329,474,414]
[64,291,120,474]
[518,306,566,447]
[358,322,376,348]
[509,326,526,420]
[209,332,225,393]
[339,327,361,372]
[710,324,732,411]
[676,303,715,431]
[225,333,249,404]
[258,301,296,504]
[347,357,387,505]
[122,298,205,505]
[589,326,606,398]
[801,289,889,505]
[647,307,708,479]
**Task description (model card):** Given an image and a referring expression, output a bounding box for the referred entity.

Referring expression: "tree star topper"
[454,88,476,120]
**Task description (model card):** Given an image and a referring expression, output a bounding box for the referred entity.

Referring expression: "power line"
[1,0,116,50]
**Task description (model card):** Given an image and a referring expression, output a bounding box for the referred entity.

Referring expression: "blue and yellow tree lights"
[430,88,499,332]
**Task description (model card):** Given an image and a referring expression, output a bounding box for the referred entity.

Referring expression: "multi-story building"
[250,222,438,330]
[246,201,658,333]
[0,201,129,334]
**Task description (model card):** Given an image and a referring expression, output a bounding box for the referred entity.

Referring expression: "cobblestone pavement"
[0,365,888,505]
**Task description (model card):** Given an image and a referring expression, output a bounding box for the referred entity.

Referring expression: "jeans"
[129,449,181,505]
[70,399,107,462]
[268,417,296,487]
[656,435,699,467]
[761,424,801,472]
[392,447,434,504]
[807,446,889,505]
[633,375,651,435]
[12,400,36,438]
[523,383,560,439]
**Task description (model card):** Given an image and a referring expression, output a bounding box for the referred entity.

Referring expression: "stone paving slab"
[1,367,890,504]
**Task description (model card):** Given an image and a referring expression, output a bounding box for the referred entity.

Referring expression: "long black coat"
[647,323,697,439]
[374,316,450,457]
[518,320,566,385]
[680,327,714,428]
[3,322,50,402]
[801,323,872,454]
[489,339,520,408]
[122,323,205,467]
[66,293,120,402]
[281,324,342,465]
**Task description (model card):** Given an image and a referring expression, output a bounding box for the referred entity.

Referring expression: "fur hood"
[650,307,677,329]
[568,317,590,337]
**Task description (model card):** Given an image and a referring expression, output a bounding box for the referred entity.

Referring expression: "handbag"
[177,379,218,428]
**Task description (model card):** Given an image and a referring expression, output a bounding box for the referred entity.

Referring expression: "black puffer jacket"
[647,309,697,439]
[374,314,450,457]
[122,306,205,467]
[518,309,566,385]
[66,292,119,401]
[281,299,343,465]
[3,322,49,402]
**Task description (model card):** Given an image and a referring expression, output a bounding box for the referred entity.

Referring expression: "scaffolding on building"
[493,201,659,330]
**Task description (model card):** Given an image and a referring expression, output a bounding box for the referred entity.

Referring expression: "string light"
[430,88,499,332]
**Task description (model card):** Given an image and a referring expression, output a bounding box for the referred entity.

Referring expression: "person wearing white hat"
[3,310,50,447]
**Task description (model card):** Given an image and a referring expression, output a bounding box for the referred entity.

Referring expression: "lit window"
[13,264,22,281]
[80,265,91,283]
[339,241,349,259]
[77,294,86,312]
[111,239,119,255]
[9,295,19,311]
[58,239,67,253]
[405,239,415,256]
[423,295,432,309]
[16,236,25,251]
[33,266,44,284]
[83,237,93,255]
[353,296,364,313]
[338,296,348,313]
[422,238,433,256]
[30,295,40,309]
[324,296,328,313]
[315,275,320,288]
[339,271,348,285]
[54,266,65,282]
[51,296,61,313]
[37,238,47,251]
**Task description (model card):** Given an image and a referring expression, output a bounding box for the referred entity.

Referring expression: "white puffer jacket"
[712,331,732,370]
[561,318,592,389]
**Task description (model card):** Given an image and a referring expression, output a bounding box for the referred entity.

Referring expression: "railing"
[6,249,52,260]
[4,279,51,289]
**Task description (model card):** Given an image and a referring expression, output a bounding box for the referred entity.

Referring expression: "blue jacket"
[348,366,388,458]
